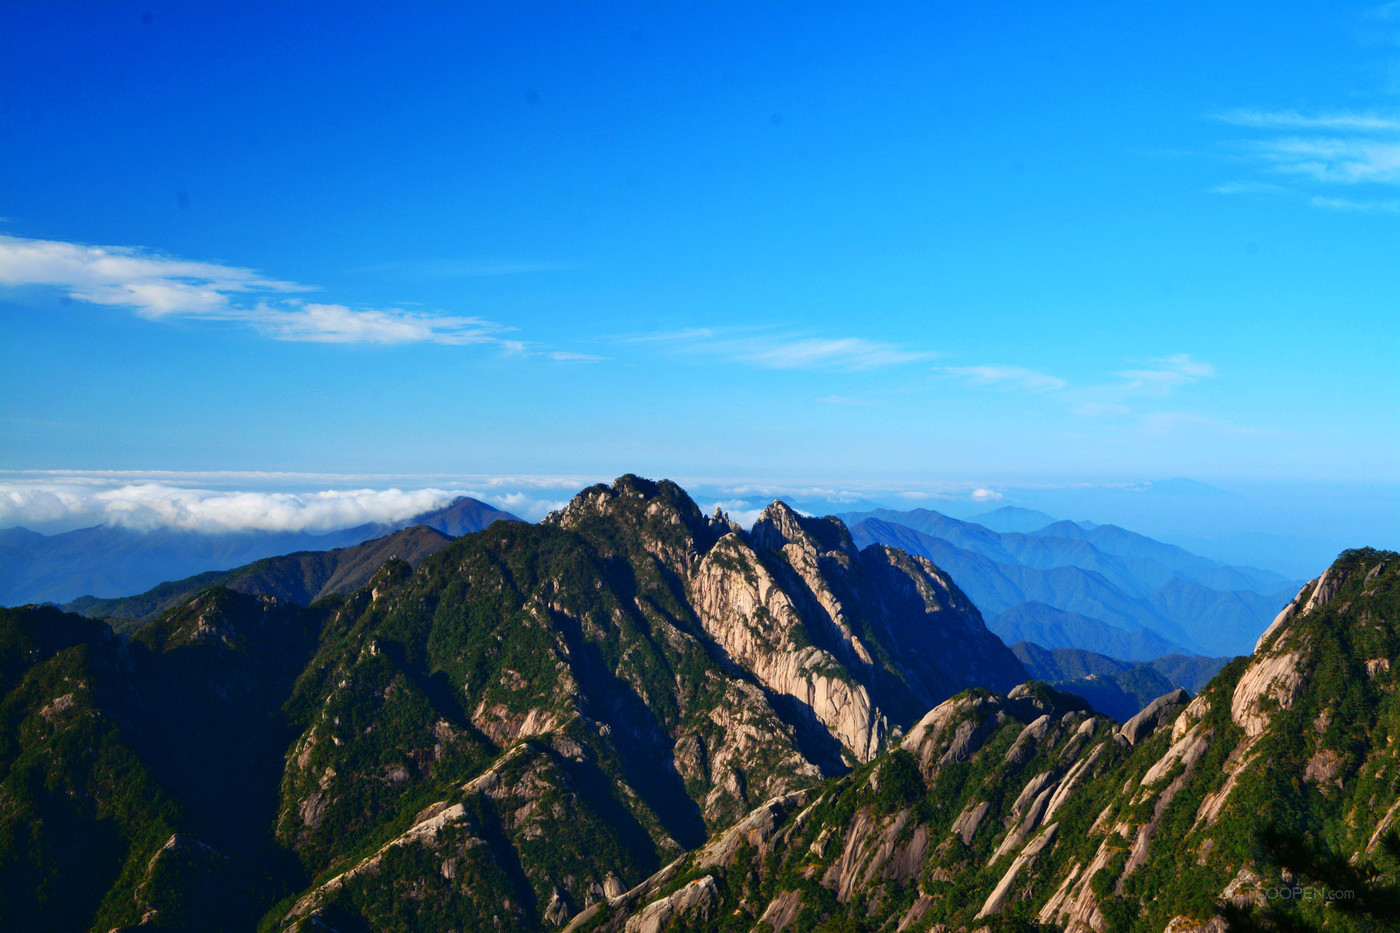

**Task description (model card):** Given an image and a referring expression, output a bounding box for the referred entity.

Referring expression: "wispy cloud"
[0,234,307,313]
[1114,353,1215,394]
[1210,104,1400,205]
[247,301,515,345]
[352,258,577,278]
[1209,181,1287,196]
[548,351,607,362]
[818,395,876,405]
[0,482,465,533]
[1061,354,1215,419]
[0,235,520,347]
[1240,134,1400,185]
[1216,108,1400,132]
[1074,402,1134,417]
[939,364,1067,392]
[1308,195,1400,212]
[0,472,584,530]
[637,328,931,371]
[1137,411,1278,439]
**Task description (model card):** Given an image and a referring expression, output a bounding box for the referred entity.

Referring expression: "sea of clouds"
[0,470,1031,537]
[0,473,580,533]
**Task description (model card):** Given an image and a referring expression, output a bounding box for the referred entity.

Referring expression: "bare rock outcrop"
[620,875,720,933]
[1117,689,1189,746]
[689,532,885,761]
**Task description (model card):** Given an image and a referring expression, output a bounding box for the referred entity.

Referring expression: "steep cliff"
[0,475,1025,932]
[587,547,1400,933]
[273,476,1022,930]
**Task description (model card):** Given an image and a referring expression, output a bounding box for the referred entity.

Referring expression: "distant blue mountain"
[966,505,1060,534]
[990,602,1186,661]
[0,497,519,607]
[1009,641,1231,719]
[840,507,1302,658]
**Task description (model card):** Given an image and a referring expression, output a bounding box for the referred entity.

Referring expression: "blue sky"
[1,1,1397,561]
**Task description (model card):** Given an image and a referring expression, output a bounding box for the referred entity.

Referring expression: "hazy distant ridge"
[0,496,518,607]
[841,507,1300,657]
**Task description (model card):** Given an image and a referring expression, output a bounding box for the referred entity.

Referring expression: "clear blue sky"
[1,2,1396,549]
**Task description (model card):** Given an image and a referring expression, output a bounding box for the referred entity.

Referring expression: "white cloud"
[1074,402,1134,417]
[818,395,876,405]
[1115,354,1215,394]
[549,351,607,362]
[698,499,767,528]
[1243,135,1400,185]
[0,235,520,347]
[735,336,928,370]
[1209,181,1287,196]
[1308,195,1400,212]
[971,487,1003,502]
[353,258,577,278]
[637,328,931,371]
[1210,105,1400,206]
[249,301,508,345]
[0,471,610,531]
[939,364,1067,392]
[489,492,570,521]
[0,234,306,317]
[0,483,463,533]
[1215,108,1400,132]
[1137,411,1276,439]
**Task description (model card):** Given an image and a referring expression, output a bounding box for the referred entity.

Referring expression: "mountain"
[62,524,454,628]
[589,548,1400,933]
[990,601,1190,660]
[1010,641,1230,721]
[0,475,1026,931]
[0,495,518,607]
[415,496,520,537]
[967,505,1061,534]
[848,516,1210,653]
[842,507,1302,657]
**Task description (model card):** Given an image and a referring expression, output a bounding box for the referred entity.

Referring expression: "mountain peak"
[751,501,857,557]
[408,495,519,536]
[1254,547,1394,654]
[545,474,710,534]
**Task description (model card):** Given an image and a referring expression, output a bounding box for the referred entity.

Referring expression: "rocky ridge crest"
[588,547,1400,933]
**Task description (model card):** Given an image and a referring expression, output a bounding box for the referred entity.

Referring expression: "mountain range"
[583,545,1400,933]
[2,475,1392,932]
[840,507,1301,658]
[0,476,1026,931]
[0,495,518,607]
[61,524,456,631]
[1009,642,1229,723]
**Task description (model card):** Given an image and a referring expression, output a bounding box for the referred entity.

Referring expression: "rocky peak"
[1115,687,1188,745]
[750,500,857,558]
[141,587,301,652]
[542,475,721,576]
[544,475,695,527]
[709,505,743,536]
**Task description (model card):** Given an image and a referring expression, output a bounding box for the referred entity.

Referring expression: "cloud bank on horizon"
[1,472,1396,582]
[0,470,1033,535]
[0,478,576,533]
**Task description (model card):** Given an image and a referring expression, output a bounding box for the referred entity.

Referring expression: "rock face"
[594,548,1400,933]
[6,487,1398,933]
[0,475,1025,933]
[688,500,1023,763]
[1116,687,1189,745]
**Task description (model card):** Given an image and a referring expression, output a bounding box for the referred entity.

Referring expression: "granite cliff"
[0,475,1024,932]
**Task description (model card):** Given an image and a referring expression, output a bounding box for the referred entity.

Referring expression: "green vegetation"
[4,473,1396,933]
